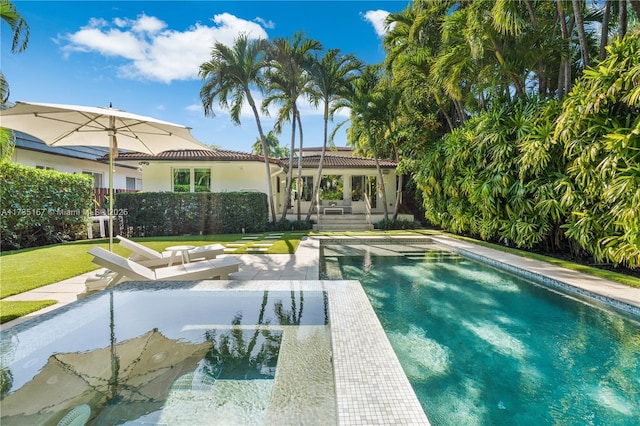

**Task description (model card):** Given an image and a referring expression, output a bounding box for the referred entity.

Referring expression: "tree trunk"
[248,96,277,223]
[630,0,640,21]
[281,105,298,222]
[392,173,403,221]
[296,110,303,221]
[619,0,627,39]
[374,152,389,220]
[454,99,466,124]
[524,0,538,26]
[306,102,329,222]
[556,0,570,98]
[599,0,611,61]
[572,0,591,68]
[434,92,455,131]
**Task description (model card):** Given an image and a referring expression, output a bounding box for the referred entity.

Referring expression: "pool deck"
[3,232,640,425]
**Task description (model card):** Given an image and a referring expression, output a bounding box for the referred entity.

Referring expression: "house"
[112,146,412,230]
[9,131,411,229]
[10,131,142,205]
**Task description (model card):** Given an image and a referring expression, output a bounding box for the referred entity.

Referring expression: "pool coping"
[316,234,640,318]
[429,235,640,318]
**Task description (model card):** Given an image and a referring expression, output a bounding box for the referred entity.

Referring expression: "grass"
[1,300,57,324]
[0,232,305,299]
[0,232,305,324]
[2,228,638,324]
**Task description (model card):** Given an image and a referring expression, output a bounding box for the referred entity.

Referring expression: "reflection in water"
[203,317,282,380]
[0,289,333,425]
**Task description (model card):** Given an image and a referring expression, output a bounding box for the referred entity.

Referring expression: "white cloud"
[60,13,269,83]
[131,14,166,34]
[254,17,275,29]
[186,103,203,113]
[362,9,393,37]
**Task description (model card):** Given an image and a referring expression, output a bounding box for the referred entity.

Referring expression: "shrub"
[0,161,94,250]
[375,218,421,230]
[266,219,314,232]
[117,191,269,237]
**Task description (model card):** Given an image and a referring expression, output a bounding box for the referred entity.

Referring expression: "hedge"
[116,191,268,237]
[1,161,94,250]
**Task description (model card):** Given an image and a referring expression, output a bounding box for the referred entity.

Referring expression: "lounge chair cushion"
[116,235,225,266]
[87,247,242,288]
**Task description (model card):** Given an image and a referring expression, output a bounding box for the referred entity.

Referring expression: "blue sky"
[2,1,409,154]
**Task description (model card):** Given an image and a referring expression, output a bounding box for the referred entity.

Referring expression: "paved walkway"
[430,235,640,313]
[1,237,320,330]
[3,234,639,330]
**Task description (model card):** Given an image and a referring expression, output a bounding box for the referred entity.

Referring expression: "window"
[173,168,211,192]
[351,176,364,201]
[173,168,190,192]
[36,165,55,171]
[194,168,211,192]
[83,171,103,188]
[293,176,313,201]
[320,175,343,200]
[126,177,137,190]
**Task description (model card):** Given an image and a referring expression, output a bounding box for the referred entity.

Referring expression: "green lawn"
[2,229,638,324]
[1,300,57,324]
[0,232,305,299]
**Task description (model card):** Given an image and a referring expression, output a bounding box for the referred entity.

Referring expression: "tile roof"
[284,154,397,169]
[107,150,397,168]
[105,149,280,164]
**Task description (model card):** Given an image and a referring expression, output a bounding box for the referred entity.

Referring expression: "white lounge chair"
[116,235,225,268]
[86,246,242,291]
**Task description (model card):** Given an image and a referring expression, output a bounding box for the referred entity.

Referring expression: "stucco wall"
[138,161,279,195]
[12,148,142,189]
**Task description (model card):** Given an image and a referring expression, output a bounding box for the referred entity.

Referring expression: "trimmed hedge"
[1,161,94,250]
[116,191,268,237]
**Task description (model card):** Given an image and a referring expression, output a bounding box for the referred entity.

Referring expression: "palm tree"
[263,32,322,221]
[252,131,288,157]
[345,65,391,220]
[1,0,29,54]
[1,0,30,161]
[199,34,277,223]
[304,49,362,221]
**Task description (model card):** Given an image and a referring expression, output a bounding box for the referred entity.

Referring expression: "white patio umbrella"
[0,101,210,250]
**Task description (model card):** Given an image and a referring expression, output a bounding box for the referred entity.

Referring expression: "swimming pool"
[321,241,640,425]
[1,285,335,425]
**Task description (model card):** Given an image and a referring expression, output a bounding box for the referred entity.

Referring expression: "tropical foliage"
[1,0,30,161]
[199,34,277,223]
[555,33,640,266]
[199,1,640,268]
[385,1,640,268]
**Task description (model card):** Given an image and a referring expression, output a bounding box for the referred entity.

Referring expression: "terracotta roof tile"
[109,150,396,168]
[106,149,280,164]
[283,154,397,169]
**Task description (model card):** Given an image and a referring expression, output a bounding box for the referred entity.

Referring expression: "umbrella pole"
[108,131,115,252]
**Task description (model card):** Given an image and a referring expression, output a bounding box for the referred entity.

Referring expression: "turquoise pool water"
[322,243,640,425]
[1,286,334,425]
